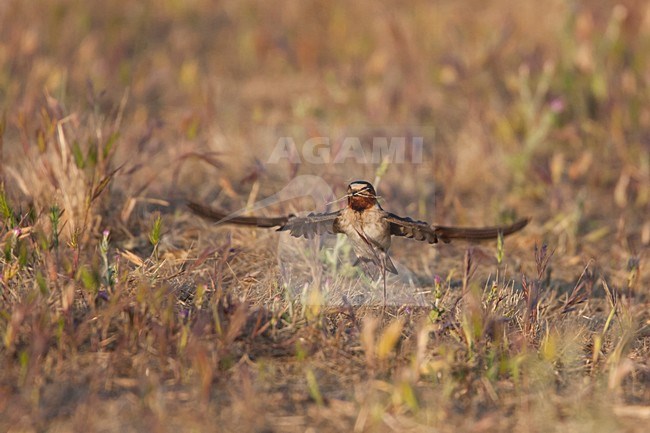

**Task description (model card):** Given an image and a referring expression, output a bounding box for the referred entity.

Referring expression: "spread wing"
[385,214,440,243]
[187,201,288,227]
[385,213,529,244]
[187,201,342,239]
[277,211,342,238]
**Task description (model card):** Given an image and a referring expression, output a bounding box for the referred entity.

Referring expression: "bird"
[188,180,529,306]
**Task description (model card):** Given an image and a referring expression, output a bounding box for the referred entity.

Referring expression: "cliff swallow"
[188,180,529,305]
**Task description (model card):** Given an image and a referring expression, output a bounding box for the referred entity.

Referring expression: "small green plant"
[495,230,504,264]
[0,184,16,228]
[99,229,114,289]
[49,205,63,250]
[148,212,162,259]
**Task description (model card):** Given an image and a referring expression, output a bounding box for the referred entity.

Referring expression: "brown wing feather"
[386,213,529,244]
[187,201,288,227]
[187,201,341,239]
[433,218,530,242]
[277,211,342,238]
[385,213,440,243]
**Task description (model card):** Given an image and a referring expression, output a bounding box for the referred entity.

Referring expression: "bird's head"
[347,181,379,211]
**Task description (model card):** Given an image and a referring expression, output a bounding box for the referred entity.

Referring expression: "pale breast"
[337,207,391,252]
[361,208,391,250]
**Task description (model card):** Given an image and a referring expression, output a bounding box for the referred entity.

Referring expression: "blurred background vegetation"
[2,0,648,241]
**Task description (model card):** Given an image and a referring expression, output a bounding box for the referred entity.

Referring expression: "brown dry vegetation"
[1,0,649,432]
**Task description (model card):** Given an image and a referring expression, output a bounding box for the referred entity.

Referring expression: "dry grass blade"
[91,164,124,202]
